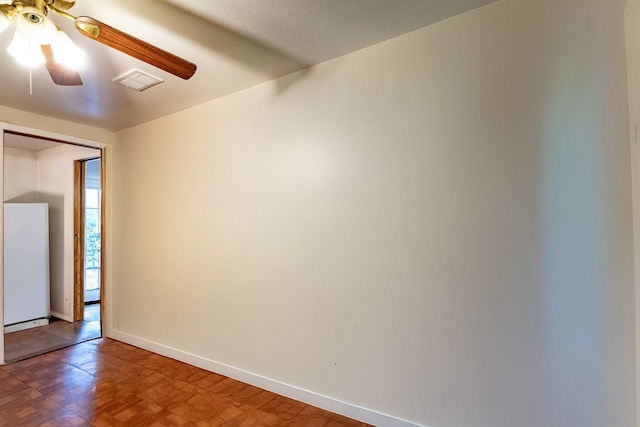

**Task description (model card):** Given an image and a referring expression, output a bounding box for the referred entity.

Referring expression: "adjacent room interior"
[3,133,102,363]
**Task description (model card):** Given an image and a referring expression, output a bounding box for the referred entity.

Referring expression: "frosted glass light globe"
[14,6,56,44]
[7,30,45,66]
[51,30,85,69]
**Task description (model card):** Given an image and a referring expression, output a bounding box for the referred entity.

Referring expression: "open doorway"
[84,160,102,305]
[3,131,104,363]
[74,158,101,321]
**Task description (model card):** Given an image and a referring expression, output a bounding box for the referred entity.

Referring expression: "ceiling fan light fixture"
[7,30,45,66]
[50,29,84,68]
[2,1,196,86]
[15,6,56,44]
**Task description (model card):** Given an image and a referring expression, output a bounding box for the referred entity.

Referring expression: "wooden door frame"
[73,160,85,321]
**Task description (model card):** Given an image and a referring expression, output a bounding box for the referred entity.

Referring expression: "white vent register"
[113,69,164,91]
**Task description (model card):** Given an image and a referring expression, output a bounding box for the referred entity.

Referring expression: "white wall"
[4,147,38,203]
[112,0,635,426]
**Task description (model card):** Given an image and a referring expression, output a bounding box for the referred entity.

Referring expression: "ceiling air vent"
[113,69,164,91]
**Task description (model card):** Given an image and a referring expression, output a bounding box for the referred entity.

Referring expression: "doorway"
[2,131,104,363]
[74,158,102,319]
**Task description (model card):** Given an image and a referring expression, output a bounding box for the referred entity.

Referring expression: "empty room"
[0,0,638,426]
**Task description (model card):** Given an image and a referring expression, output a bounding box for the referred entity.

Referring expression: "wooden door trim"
[99,151,106,329]
[73,160,85,322]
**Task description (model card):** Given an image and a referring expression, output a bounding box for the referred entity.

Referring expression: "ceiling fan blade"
[41,45,84,86]
[75,16,197,80]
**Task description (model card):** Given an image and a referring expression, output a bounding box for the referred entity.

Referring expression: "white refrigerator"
[4,203,50,327]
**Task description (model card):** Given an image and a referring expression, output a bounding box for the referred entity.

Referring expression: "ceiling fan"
[0,0,197,86]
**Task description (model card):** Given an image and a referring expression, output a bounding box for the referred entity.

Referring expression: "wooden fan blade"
[41,45,84,86]
[75,16,197,80]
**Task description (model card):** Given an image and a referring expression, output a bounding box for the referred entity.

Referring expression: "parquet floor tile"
[0,339,371,426]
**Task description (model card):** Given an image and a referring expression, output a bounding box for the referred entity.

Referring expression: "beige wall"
[111,0,635,426]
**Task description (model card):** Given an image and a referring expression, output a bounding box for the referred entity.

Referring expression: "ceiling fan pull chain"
[28,38,32,95]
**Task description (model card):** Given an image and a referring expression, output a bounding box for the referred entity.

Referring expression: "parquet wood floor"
[0,338,371,426]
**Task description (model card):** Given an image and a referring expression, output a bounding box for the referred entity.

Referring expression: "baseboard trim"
[4,317,49,333]
[106,329,422,427]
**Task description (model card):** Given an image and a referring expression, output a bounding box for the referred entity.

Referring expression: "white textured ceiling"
[0,0,497,131]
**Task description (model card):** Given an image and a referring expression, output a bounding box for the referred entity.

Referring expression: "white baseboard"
[106,329,423,427]
[4,317,49,333]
